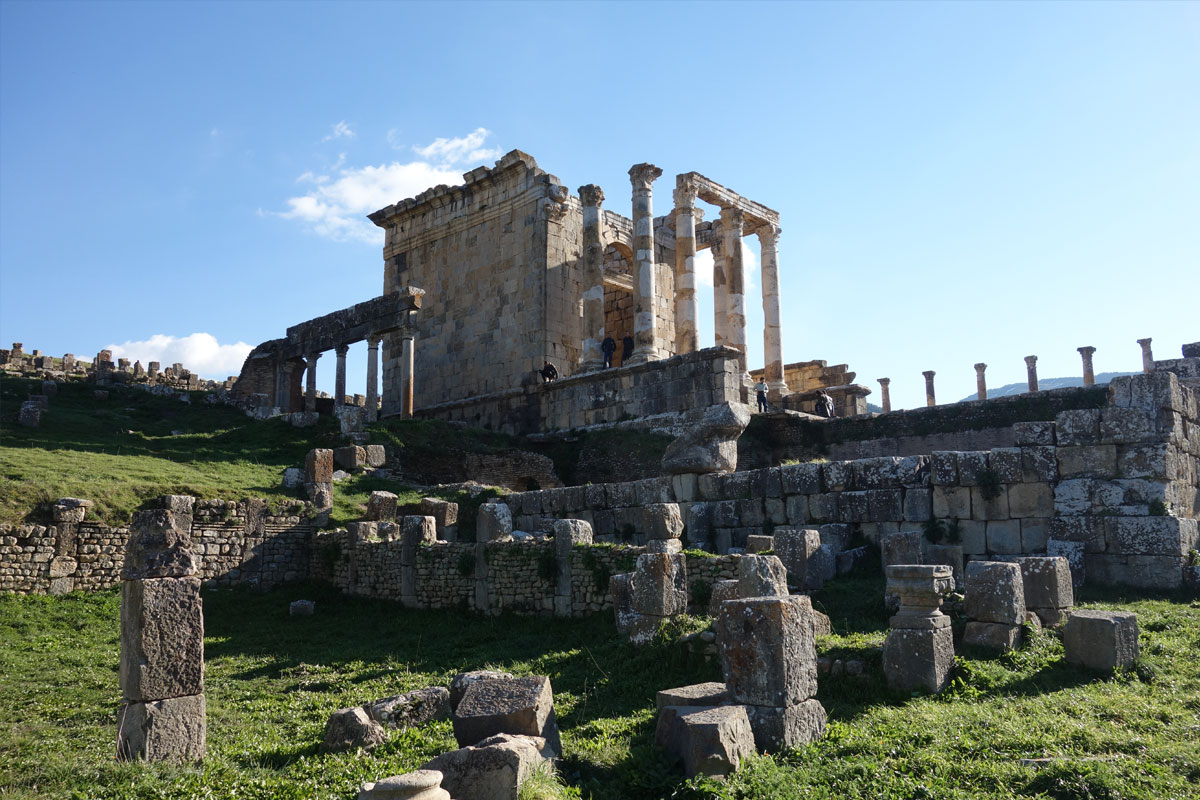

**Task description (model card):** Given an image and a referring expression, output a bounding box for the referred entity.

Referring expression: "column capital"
[628,163,663,190]
[877,377,890,386]
[974,362,987,372]
[673,179,698,209]
[923,370,936,379]
[367,334,382,348]
[1024,355,1038,366]
[335,344,349,357]
[578,184,604,208]
[755,224,781,249]
[306,352,322,364]
[719,205,745,232]
[1077,345,1096,356]
[1137,337,1152,347]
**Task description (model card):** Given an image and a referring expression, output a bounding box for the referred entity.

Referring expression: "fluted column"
[758,224,786,395]
[923,370,936,407]
[579,184,606,371]
[1078,346,1096,386]
[974,363,988,401]
[721,207,747,371]
[711,224,728,346]
[365,335,380,422]
[1025,355,1039,392]
[673,178,699,354]
[304,352,321,413]
[1137,338,1154,373]
[627,163,663,365]
[878,378,891,413]
[334,345,348,405]
[400,329,415,419]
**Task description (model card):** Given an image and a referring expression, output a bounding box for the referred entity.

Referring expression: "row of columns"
[277,331,413,421]
[876,338,1158,412]
[576,167,786,394]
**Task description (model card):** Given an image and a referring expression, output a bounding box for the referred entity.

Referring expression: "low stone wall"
[412,347,743,434]
[0,499,314,596]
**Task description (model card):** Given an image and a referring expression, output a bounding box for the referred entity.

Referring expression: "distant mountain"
[956,371,1136,402]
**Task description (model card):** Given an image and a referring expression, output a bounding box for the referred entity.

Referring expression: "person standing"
[754,377,769,413]
[621,335,634,364]
[601,336,616,368]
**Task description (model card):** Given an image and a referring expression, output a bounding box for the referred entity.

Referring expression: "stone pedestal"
[882,565,955,694]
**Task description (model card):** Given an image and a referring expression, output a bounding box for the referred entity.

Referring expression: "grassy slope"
[2,570,1197,800]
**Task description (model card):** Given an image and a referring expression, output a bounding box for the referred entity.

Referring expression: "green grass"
[3,573,1198,800]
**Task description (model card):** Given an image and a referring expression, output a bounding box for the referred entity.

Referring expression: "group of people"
[539,334,634,383]
[752,373,834,417]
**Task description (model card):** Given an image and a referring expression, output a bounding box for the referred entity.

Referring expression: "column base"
[624,348,661,367]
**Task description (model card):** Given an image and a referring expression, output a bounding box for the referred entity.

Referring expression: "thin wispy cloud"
[105,333,253,379]
[321,121,355,142]
[270,128,502,244]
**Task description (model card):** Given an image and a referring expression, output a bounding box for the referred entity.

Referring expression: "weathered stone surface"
[811,609,832,637]
[420,497,458,529]
[282,467,305,489]
[631,553,687,616]
[553,519,592,555]
[708,579,739,617]
[963,621,1023,651]
[718,595,817,707]
[774,527,821,590]
[324,706,388,752]
[368,687,451,729]
[477,503,513,542]
[123,509,198,579]
[644,503,684,540]
[646,538,683,554]
[48,555,77,578]
[745,534,774,553]
[965,561,1026,625]
[117,694,206,762]
[367,491,399,522]
[305,448,334,483]
[655,704,755,777]
[450,670,516,712]
[335,445,367,470]
[422,733,552,800]
[453,675,561,756]
[1016,556,1074,611]
[737,555,788,597]
[289,599,315,616]
[661,403,751,475]
[655,682,728,712]
[52,497,91,523]
[1063,610,1139,671]
[881,530,922,569]
[743,699,827,752]
[883,626,954,693]
[358,769,450,800]
[120,577,204,701]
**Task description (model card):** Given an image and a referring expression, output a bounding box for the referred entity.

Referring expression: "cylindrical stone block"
[365,336,380,422]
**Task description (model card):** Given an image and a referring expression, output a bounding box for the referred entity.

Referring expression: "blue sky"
[1,0,1196,410]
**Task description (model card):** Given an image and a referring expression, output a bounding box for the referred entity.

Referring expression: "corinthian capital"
[578,184,605,208]
[756,224,781,250]
[673,177,698,209]
[719,206,745,234]
[628,163,663,191]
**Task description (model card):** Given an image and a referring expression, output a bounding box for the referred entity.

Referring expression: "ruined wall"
[413,347,742,434]
[0,499,314,595]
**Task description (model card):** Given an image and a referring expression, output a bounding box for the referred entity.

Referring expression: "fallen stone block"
[423,734,553,800]
[718,595,818,708]
[1063,610,1139,671]
[120,577,204,701]
[655,704,755,778]
[367,687,451,729]
[421,497,459,531]
[746,534,774,553]
[117,694,206,762]
[357,769,450,800]
[335,445,367,471]
[645,503,684,540]
[743,699,827,753]
[655,682,728,712]
[811,609,832,637]
[367,491,399,522]
[52,497,91,523]
[737,554,788,597]
[631,553,687,616]
[774,527,821,589]
[123,509,198,580]
[963,621,1023,651]
[324,706,387,752]
[1016,556,1074,622]
[365,444,387,468]
[305,448,334,483]
[289,599,315,616]
[450,670,516,712]
[453,675,562,756]
[478,503,513,541]
[965,560,1026,625]
[661,403,751,475]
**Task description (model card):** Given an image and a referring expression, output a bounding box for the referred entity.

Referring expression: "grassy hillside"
[1,571,1197,799]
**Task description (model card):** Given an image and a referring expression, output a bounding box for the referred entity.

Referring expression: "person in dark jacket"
[621,335,634,364]
[539,361,558,382]
[601,336,616,368]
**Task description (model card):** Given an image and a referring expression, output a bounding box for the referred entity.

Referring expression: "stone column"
[923,371,936,407]
[334,345,348,405]
[400,329,415,419]
[877,378,891,413]
[579,184,606,371]
[366,336,380,422]
[627,163,663,365]
[721,207,747,371]
[882,564,955,694]
[304,353,321,412]
[1137,338,1154,373]
[711,225,729,347]
[974,363,988,401]
[1078,346,1096,386]
[276,358,291,409]
[757,224,786,395]
[673,178,699,354]
[1025,355,1039,393]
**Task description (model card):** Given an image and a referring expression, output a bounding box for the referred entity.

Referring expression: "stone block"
[632,553,688,616]
[290,600,315,616]
[932,486,971,520]
[810,543,837,588]
[965,560,1026,624]
[645,503,684,540]
[1015,556,1074,610]
[367,687,452,730]
[646,538,683,554]
[1021,446,1058,482]
[957,452,990,486]
[1063,610,1139,671]
[1021,519,1049,553]
[1008,483,1053,519]
[1013,421,1055,446]
[930,452,959,485]
[124,510,198,580]
[420,498,458,530]
[779,462,822,495]
[986,520,1022,555]
[1106,516,1188,556]
[367,491,399,522]
[655,704,755,778]
[1057,446,1118,480]
[553,519,592,555]
[819,523,852,552]
[770,528,821,589]
[989,448,1023,483]
[305,448,334,483]
[334,445,366,470]
[477,503,513,542]
[120,577,204,701]
[742,699,826,753]
[364,444,387,468]
[357,770,450,800]
[738,555,788,597]
[1055,409,1101,446]
[784,494,808,525]
[450,671,516,712]
[881,530,922,568]
[48,555,77,578]
[971,486,1009,520]
[866,489,903,522]
[708,579,739,617]
[655,682,728,712]
[882,625,954,693]
[922,544,964,590]
[117,694,206,762]
[808,493,839,522]
[52,497,91,523]
[745,534,774,553]
[452,676,561,756]
[1100,408,1157,444]
[903,488,933,522]
[423,733,552,800]
[717,595,817,707]
[1046,539,1086,586]
[1049,515,1106,554]
[963,621,1022,651]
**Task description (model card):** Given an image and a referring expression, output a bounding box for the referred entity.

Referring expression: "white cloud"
[271,128,501,243]
[694,241,759,291]
[411,127,502,165]
[322,121,355,142]
[105,333,253,379]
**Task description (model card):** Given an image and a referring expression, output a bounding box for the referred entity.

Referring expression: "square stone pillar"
[579,184,607,371]
[721,207,747,372]
[626,163,663,365]
[673,177,699,355]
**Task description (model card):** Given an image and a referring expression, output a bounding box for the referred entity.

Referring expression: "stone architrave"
[882,565,955,694]
[661,403,751,475]
[452,675,562,756]
[626,163,663,365]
